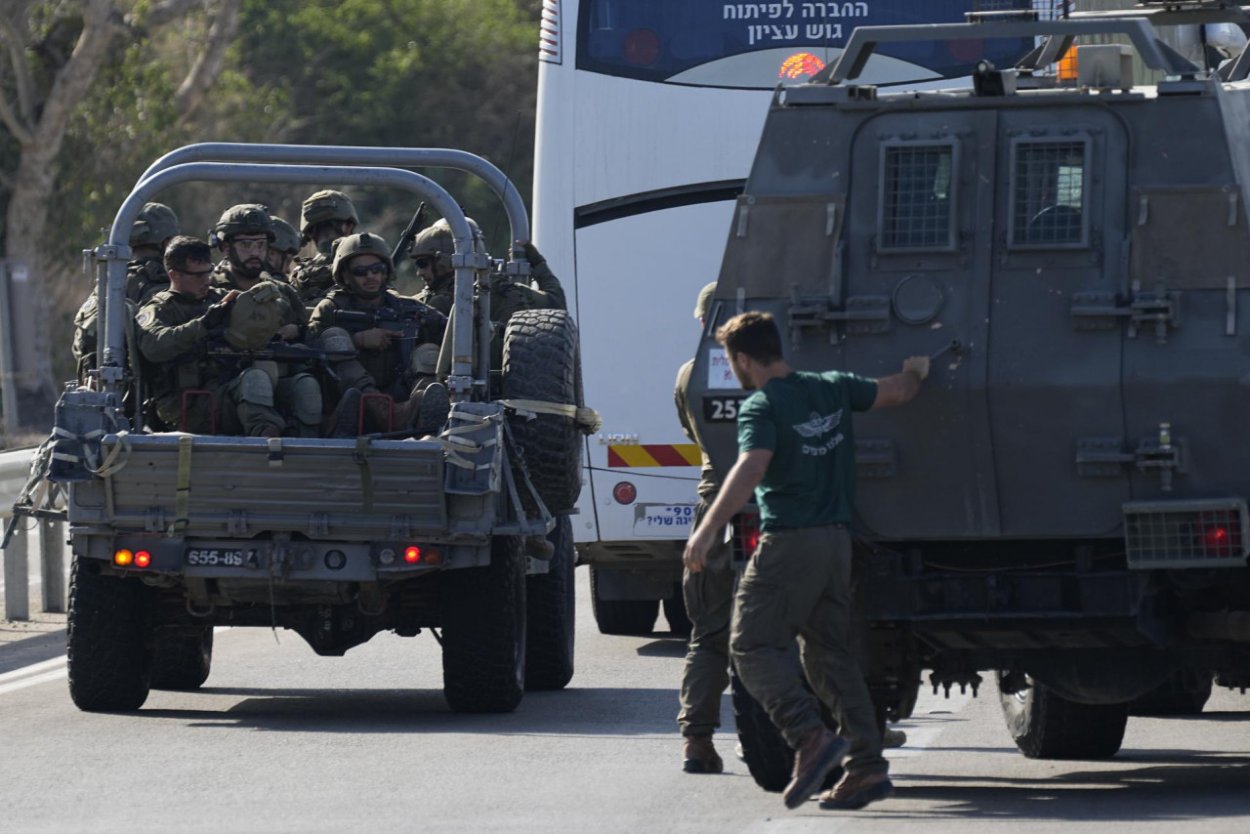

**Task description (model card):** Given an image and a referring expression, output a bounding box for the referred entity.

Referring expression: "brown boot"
[783,728,849,810]
[682,736,724,774]
[819,770,894,810]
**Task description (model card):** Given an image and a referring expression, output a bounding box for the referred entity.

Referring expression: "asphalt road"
[1,570,1248,833]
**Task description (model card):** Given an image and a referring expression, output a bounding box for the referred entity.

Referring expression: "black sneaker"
[414,382,450,435]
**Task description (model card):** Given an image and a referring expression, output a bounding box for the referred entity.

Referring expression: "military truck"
[688,1,1250,772]
[44,145,589,713]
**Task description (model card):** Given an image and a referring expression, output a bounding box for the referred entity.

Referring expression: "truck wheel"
[1129,671,1213,716]
[67,557,154,712]
[589,565,657,635]
[662,583,692,638]
[441,535,527,712]
[502,308,584,513]
[997,671,1128,759]
[150,626,213,691]
[730,662,842,793]
[525,516,576,691]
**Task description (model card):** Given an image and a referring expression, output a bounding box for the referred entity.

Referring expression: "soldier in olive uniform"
[72,202,180,383]
[409,217,566,365]
[675,282,732,775]
[289,189,359,305]
[308,232,449,435]
[210,204,322,437]
[137,236,286,437]
[266,215,302,282]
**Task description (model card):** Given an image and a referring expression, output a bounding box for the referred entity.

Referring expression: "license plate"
[633,504,696,535]
[185,548,260,568]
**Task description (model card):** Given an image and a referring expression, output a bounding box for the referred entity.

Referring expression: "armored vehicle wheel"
[662,583,692,638]
[441,535,527,712]
[589,565,657,635]
[1129,671,1213,716]
[997,671,1128,759]
[525,516,576,691]
[67,557,154,712]
[150,626,213,691]
[502,308,584,513]
[730,662,842,793]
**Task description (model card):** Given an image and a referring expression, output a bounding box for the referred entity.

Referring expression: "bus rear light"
[779,52,826,80]
[623,28,660,67]
[113,549,134,567]
[404,546,422,564]
[134,551,152,569]
[613,481,637,505]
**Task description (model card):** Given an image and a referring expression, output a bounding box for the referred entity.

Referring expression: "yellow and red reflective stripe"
[607,444,702,468]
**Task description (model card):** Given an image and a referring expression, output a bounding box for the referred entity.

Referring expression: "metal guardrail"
[1,447,66,620]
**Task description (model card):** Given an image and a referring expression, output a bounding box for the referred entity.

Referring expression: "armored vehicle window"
[1011,141,1088,248]
[879,144,956,251]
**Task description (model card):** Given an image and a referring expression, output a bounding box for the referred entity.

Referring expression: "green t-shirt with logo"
[737,370,878,531]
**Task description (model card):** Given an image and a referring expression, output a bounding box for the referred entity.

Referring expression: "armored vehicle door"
[843,106,1130,539]
[985,108,1131,536]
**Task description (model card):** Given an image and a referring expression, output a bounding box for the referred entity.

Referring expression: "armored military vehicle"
[688,1,1250,772]
[42,145,589,713]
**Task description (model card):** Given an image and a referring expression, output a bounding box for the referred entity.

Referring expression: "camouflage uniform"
[210,262,322,436]
[307,232,448,435]
[676,282,732,767]
[290,190,358,306]
[136,287,285,436]
[72,202,180,382]
[411,220,565,366]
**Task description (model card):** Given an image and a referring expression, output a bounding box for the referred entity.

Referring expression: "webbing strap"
[354,436,374,510]
[496,398,602,434]
[173,434,193,533]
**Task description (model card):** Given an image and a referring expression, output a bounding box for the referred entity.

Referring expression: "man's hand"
[277,323,301,341]
[902,355,930,380]
[683,524,717,574]
[201,290,240,329]
[353,328,394,351]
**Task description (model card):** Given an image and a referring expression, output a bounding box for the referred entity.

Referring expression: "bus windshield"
[577,0,1041,88]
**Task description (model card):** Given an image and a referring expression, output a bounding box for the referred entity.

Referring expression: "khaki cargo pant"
[730,524,887,776]
[677,497,734,738]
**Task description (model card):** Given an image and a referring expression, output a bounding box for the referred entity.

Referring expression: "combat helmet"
[332,232,394,288]
[214,204,274,243]
[300,189,358,236]
[269,216,302,255]
[694,281,717,320]
[409,216,486,275]
[130,202,180,248]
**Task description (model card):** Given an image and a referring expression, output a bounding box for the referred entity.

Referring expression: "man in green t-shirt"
[683,311,928,812]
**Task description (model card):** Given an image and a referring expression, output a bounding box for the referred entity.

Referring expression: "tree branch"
[139,0,204,28]
[0,10,38,131]
[174,0,241,118]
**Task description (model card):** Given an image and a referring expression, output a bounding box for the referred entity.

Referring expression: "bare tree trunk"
[1,0,120,429]
[176,0,242,117]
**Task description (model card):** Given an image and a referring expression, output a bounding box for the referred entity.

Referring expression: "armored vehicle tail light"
[1200,523,1239,559]
[404,546,422,564]
[134,551,152,569]
[113,549,134,566]
[735,513,762,559]
[613,481,637,505]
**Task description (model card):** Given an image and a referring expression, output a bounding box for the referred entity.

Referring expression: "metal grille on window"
[1123,500,1249,569]
[1013,142,1085,246]
[882,146,953,250]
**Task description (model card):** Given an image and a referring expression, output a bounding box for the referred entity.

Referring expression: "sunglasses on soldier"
[413,257,432,270]
[350,262,389,278]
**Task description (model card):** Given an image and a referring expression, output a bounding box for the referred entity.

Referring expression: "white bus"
[532,0,1049,635]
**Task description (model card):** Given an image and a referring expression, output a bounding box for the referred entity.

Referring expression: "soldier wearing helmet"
[72,202,181,382]
[266,215,302,281]
[410,217,566,366]
[208,204,322,437]
[308,232,449,436]
[289,189,359,305]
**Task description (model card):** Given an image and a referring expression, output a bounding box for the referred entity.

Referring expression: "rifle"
[391,202,428,267]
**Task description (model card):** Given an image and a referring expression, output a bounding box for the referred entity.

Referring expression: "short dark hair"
[164,235,213,273]
[716,311,783,364]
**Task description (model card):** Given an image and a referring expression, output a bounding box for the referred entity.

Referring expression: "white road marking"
[0,662,67,696]
[0,656,65,685]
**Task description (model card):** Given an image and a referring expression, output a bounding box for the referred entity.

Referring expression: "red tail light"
[735,512,762,559]
[134,550,152,569]
[404,546,421,564]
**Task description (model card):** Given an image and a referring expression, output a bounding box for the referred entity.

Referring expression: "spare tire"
[502,309,584,513]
